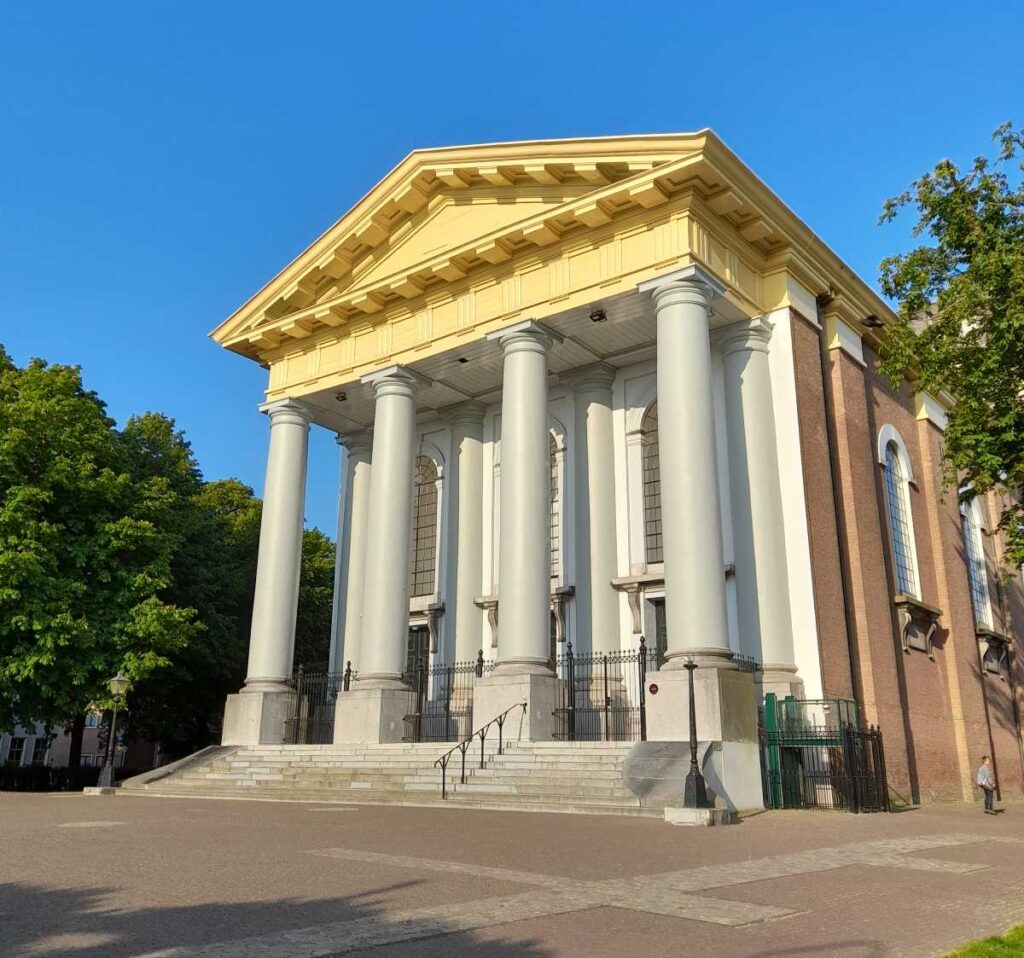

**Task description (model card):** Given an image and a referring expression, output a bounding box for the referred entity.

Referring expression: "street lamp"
[682,658,712,809]
[96,671,129,789]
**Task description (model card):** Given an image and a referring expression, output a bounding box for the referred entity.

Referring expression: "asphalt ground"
[2,792,1022,957]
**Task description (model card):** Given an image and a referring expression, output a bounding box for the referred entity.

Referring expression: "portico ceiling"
[293,284,748,433]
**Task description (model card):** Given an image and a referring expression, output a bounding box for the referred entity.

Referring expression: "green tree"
[0,349,199,765]
[879,123,1024,568]
[127,475,262,757]
[294,527,336,670]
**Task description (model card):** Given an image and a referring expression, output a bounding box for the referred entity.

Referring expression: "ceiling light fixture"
[589,307,607,324]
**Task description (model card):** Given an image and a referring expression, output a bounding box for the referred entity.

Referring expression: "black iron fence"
[403,653,494,743]
[762,720,890,813]
[284,663,353,745]
[552,638,660,742]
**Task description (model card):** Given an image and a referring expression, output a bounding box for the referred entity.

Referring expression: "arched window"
[962,498,993,629]
[409,456,439,597]
[549,433,560,579]
[641,403,662,564]
[882,438,919,597]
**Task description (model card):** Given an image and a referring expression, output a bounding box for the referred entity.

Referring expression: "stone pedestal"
[643,667,763,810]
[333,687,416,744]
[664,807,737,826]
[221,690,294,746]
[645,667,755,742]
[470,671,557,743]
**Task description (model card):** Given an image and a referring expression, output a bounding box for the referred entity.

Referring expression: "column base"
[471,671,557,742]
[760,665,804,700]
[221,689,294,746]
[333,687,416,744]
[662,647,737,670]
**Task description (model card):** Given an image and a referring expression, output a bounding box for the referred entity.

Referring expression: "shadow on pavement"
[0,880,555,958]
[752,943,885,957]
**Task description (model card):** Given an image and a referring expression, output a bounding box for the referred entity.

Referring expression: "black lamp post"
[97,671,129,789]
[682,658,712,809]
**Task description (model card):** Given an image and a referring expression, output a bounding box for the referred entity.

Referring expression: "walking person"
[977,755,997,815]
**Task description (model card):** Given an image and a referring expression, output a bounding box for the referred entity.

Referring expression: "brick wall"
[788,310,854,700]
[793,320,1024,804]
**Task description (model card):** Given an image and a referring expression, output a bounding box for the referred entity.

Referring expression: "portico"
[215,133,829,810]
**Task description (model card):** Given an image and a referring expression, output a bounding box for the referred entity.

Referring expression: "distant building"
[2,714,159,771]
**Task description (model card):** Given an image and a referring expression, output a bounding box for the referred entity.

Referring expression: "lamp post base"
[683,768,712,809]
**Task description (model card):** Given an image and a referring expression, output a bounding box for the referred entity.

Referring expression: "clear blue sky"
[2,2,1020,536]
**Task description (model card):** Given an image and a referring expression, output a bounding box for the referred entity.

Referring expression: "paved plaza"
[2,794,1023,957]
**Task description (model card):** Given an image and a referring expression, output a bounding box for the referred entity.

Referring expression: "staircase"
[121,741,663,818]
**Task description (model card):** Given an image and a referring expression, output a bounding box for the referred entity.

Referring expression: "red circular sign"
[649,683,659,695]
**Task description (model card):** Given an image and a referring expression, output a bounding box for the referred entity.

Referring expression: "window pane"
[963,502,992,629]
[6,737,25,766]
[409,457,439,597]
[642,404,662,564]
[31,738,48,765]
[884,442,917,596]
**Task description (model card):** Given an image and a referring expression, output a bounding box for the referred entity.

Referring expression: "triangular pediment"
[351,184,595,293]
[216,132,811,354]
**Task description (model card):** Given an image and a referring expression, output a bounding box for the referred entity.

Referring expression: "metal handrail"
[433,701,527,799]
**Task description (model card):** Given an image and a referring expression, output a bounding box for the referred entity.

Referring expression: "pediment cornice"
[213,131,898,363]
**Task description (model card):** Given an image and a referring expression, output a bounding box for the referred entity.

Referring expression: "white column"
[448,403,485,664]
[245,399,312,690]
[639,266,732,669]
[487,320,558,673]
[569,363,620,654]
[329,433,372,674]
[721,318,798,687]
[356,367,419,687]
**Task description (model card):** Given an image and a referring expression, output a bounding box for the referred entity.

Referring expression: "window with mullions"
[883,440,919,597]
[409,456,439,598]
[30,738,48,766]
[962,499,993,630]
[641,404,662,564]
[549,434,561,579]
[5,737,24,766]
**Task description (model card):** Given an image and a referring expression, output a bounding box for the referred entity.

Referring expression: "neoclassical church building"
[212,132,1024,808]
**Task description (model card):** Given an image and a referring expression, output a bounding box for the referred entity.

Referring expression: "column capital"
[718,316,774,357]
[562,361,616,395]
[638,264,726,311]
[360,364,429,400]
[486,319,562,356]
[444,400,487,430]
[259,398,314,429]
[338,430,373,458]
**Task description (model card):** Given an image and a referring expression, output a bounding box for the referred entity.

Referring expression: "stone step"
[182,775,638,802]
[120,785,660,818]
[471,767,624,780]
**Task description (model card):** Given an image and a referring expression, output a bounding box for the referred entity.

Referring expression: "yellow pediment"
[352,185,594,292]
[212,133,714,352]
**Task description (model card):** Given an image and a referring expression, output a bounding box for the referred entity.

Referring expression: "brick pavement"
[2,793,1023,957]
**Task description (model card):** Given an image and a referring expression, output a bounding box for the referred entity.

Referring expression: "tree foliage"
[294,527,336,670]
[879,123,1024,568]
[0,350,198,734]
[0,348,337,759]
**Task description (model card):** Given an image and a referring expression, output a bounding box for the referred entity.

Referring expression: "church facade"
[212,132,1024,807]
